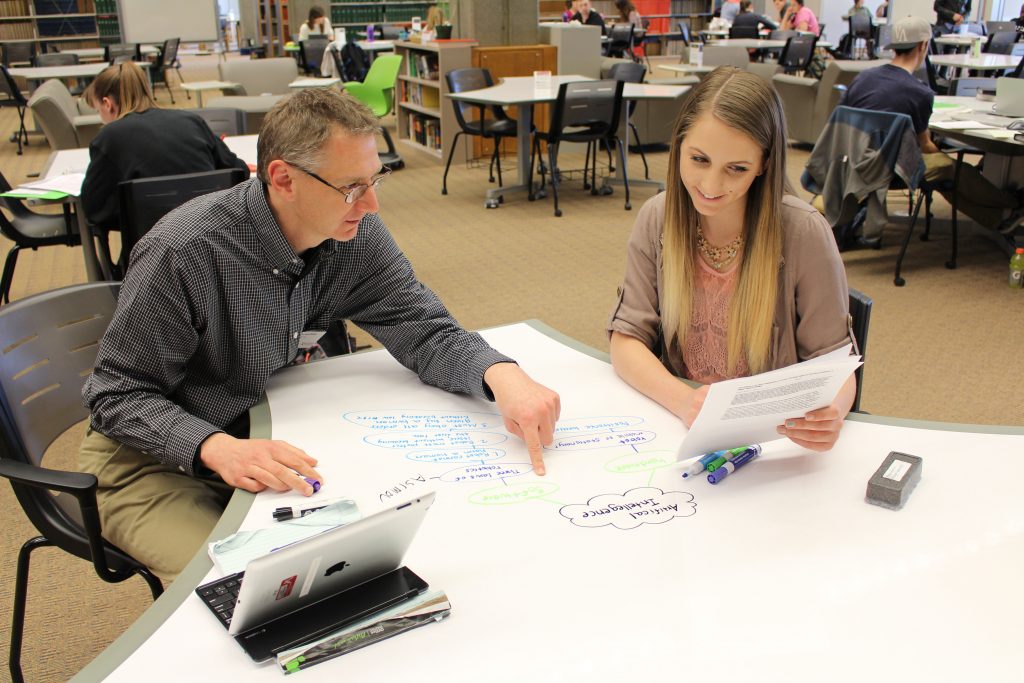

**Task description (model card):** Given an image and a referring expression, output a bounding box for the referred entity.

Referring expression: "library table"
[73,322,1024,682]
[448,75,689,208]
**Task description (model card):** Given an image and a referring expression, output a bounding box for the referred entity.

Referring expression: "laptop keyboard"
[196,571,245,628]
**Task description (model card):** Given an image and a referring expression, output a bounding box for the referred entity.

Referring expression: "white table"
[447,75,689,208]
[930,52,1019,74]
[62,45,161,61]
[181,80,240,108]
[357,39,396,63]
[658,63,716,76]
[73,322,1024,682]
[9,61,151,92]
[934,33,983,48]
[40,135,258,281]
[289,77,341,89]
[705,37,787,49]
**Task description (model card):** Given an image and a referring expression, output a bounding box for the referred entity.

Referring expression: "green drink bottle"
[1010,248,1024,289]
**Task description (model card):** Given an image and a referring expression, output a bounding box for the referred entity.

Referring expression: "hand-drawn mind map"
[342,411,698,530]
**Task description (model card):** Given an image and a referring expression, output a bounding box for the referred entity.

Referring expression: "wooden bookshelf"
[394,39,476,161]
[328,1,433,30]
[0,0,121,50]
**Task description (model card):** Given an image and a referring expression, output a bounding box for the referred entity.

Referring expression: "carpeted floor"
[0,53,1021,682]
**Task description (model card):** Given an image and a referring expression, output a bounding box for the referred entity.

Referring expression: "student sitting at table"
[607,67,855,453]
[842,15,1024,235]
[299,5,334,41]
[572,0,606,34]
[79,87,561,582]
[721,0,742,26]
[614,0,641,26]
[80,62,249,237]
[876,0,889,18]
[843,0,872,21]
[563,0,579,22]
[732,0,779,32]
[782,0,820,35]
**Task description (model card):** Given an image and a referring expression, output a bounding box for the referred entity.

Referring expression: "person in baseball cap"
[838,15,1024,238]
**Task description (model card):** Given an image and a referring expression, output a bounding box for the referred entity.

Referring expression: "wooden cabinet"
[470,44,555,157]
[395,39,476,161]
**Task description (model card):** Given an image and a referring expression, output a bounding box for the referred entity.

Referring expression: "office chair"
[668,21,691,62]
[194,107,247,137]
[442,67,519,196]
[103,43,140,65]
[729,25,761,39]
[151,38,182,103]
[0,282,164,683]
[607,61,649,180]
[529,79,628,217]
[116,168,249,273]
[0,170,80,304]
[848,14,874,59]
[342,53,404,169]
[299,36,331,76]
[1,42,35,68]
[983,31,1018,56]
[33,52,85,94]
[0,65,30,154]
[778,34,817,74]
[848,288,872,413]
[604,23,636,60]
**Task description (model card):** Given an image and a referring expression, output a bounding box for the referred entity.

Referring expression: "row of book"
[94,0,118,14]
[408,112,441,152]
[330,6,385,26]
[402,81,439,109]
[96,16,118,37]
[0,0,28,17]
[0,22,34,39]
[406,52,439,80]
[385,4,431,22]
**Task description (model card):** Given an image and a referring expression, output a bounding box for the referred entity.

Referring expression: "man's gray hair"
[257,88,380,182]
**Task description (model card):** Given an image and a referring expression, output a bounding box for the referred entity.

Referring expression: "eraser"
[865,451,922,510]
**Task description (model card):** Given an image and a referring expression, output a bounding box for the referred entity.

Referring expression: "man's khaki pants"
[78,430,233,582]
[924,151,1018,230]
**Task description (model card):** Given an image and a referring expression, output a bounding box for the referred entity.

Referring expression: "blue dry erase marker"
[707,445,761,484]
[682,449,729,478]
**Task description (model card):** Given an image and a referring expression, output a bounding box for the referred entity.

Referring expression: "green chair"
[342,53,404,169]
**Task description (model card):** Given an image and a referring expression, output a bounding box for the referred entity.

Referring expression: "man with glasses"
[79,88,561,581]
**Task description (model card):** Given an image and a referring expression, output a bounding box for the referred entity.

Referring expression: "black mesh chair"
[442,67,519,196]
[299,36,331,75]
[983,31,1018,56]
[1012,54,1024,78]
[0,170,80,303]
[33,52,84,95]
[116,168,249,273]
[529,79,628,217]
[1,42,35,68]
[0,282,164,683]
[605,23,636,59]
[0,65,30,154]
[778,34,817,74]
[848,13,874,59]
[194,107,247,136]
[729,24,761,39]
[608,61,649,180]
[103,43,141,64]
[848,288,872,413]
[151,38,182,103]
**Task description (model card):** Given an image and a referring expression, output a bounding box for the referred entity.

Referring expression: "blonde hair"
[257,88,379,183]
[662,67,787,375]
[83,61,156,118]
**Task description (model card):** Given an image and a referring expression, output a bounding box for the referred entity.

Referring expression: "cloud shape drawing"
[559,487,696,530]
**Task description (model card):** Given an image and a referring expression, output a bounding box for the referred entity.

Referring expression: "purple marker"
[707,445,761,484]
[304,477,321,493]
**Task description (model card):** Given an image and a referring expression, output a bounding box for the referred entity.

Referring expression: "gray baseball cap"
[885,15,933,50]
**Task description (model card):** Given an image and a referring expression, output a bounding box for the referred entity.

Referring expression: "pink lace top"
[682,256,749,384]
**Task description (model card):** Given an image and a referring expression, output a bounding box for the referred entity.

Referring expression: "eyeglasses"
[291,164,391,204]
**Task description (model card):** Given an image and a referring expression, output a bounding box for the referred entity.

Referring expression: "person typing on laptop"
[842,15,1024,236]
[79,88,561,582]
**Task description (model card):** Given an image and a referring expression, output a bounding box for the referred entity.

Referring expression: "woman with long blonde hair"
[607,67,855,452]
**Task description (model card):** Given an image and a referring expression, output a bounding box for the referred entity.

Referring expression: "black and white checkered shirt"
[83,178,512,475]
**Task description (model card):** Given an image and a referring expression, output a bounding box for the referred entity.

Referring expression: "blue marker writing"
[707,445,761,484]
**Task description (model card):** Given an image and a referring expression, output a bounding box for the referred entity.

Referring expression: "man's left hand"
[484,362,561,475]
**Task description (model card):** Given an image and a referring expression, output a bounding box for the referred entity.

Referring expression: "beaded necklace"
[696,223,744,271]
